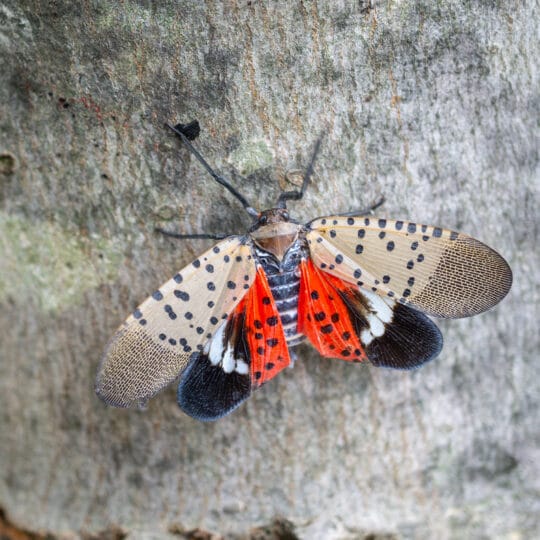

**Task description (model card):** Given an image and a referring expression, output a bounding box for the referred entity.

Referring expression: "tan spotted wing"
[96,236,256,408]
[306,216,512,318]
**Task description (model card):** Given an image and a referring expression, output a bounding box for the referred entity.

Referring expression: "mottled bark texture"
[0,1,538,539]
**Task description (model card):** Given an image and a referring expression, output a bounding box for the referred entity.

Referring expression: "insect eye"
[282,211,289,221]
[259,215,268,225]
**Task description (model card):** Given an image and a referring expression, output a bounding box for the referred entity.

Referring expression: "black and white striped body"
[253,239,309,348]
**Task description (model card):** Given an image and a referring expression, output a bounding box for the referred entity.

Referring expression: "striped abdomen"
[266,269,305,348]
[254,239,308,349]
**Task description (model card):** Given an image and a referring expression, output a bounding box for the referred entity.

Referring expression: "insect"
[96,121,512,421]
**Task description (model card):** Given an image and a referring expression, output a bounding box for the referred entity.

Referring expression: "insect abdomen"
[266,270,305,347]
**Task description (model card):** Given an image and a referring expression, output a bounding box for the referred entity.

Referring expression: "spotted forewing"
[306,217,512,318]
[96,237,256,408]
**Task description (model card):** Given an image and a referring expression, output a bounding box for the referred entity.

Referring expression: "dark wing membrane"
[307,216,512,318]
[176,354,252,421]
[96,237,256,408]
[177,306,252,421]
[337,286,443,369]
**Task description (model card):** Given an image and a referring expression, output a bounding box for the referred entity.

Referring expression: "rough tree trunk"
[0,1,538,539]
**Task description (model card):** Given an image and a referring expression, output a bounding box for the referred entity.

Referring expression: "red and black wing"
[297,259,367,362]
[297,258,443,369]
[177,267,291,420]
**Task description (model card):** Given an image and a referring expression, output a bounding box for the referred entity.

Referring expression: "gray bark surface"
[0,1,538,538]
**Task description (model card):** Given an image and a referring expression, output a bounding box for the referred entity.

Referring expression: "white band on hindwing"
[205,320,250,375]
[359,289,395,346]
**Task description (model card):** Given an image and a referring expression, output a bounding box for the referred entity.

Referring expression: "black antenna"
[276,135,323,209]
[166,121,259,217]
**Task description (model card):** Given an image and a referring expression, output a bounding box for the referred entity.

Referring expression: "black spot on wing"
[177,353,251,421]
[174,290,190,301]
[366,304,443,370]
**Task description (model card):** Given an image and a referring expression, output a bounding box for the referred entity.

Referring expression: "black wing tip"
[174,120,200,141]
[176,353,251,421]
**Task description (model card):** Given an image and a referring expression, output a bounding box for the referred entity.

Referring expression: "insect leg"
[155,228,229,241]
[276,135,324,208]
[166,121,259,218]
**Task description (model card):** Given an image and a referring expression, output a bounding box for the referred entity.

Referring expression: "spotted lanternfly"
[95,121,513,421]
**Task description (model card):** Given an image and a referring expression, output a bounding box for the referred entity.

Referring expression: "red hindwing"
[242,267,291,387]
[298,259,368,362]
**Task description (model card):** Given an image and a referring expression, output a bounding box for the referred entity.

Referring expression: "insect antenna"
[276,135,323,209]
[166,121,259,217]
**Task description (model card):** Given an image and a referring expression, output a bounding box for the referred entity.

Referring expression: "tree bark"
[0,1,538,538]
